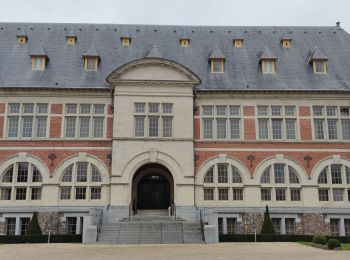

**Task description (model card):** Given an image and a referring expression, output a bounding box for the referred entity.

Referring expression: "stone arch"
[196,154,250,184]
[253,154,308,185]
[52,153,109,184]
[310,155,350,185]
[0,153,50,183]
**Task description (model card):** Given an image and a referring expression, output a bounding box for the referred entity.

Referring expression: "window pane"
[230,119,240,139]
[9,103,20,114]
[22,116,33,137]
[149,116,159,137]
[90,187,101,200]
[229,106,240,116]
[34,57,42,70]
[32,166,42,182]
[314,119,324,139]
[0,188,12,200]
[216,119,227,139]
[288,166,299,184]
[65,117,76,137]
[76,163,88,182]
[285,219,295,235]
[36,117,47,137]
[16,187,27,200]
[217,164,228,183]
[346,167,350,184]
[275,188,286,201]
[257,106,268,116]
[162,117,173,137]
[285,119,296,139]
[204,168,214,183]
[37,104,48,114]
[263,61,273,73]
[5,218,16,235]
[333,189,344,201]
[330,219,340,236]
[94,104,105,114]
[20,218,30,235]
[7,117,19,137]
[216,106,226,116]
[86,58,97,71]
[315,61,325,73]
[60,187,71,200]
[331,164,342,184]
[261,188,271,201]
[326,106,337,116]
[261,167,271,183]
[62,165,73,182]
[17,163,29,182]
[313,106,323,116]
[23,103,34,114]
[218,188,229,200]
[341,119,350,140]
[75,187,86,200]
[271,106,282,116]
[345,219,350,237]
[272,119,282,139]
[272,218,281,234]
[232,166,242,183]
[340,107,350,117]
[162,103,173,114]
[232,188,243,200]
[31,187,42,200]
[227,218,237,234]
[93,117,104,138]
[203,188,214,200]
[66,104,77,114]
[290,189,301,201]
[80,104,91,114]
[318,168,328,184]
[285,106,295,116]
[203,119,213,139]
[79,117,90,137]
[327,119,338,140]
[134,116,145,137]
[66,217,77,234]
[258,119,269,139]
[2,166,13,182]
[318,188,329,201]
[148,103,159,113]
[274,164,285,184]
[202,106,213,116]
[212,60,222,72]
[91,165,102,182]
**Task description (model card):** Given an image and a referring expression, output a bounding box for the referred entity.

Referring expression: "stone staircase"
[97,210,204,244]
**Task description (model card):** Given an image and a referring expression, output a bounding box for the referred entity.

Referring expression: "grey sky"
[1,0,349,31]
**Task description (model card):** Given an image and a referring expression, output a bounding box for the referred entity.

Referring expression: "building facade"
[0,23,350,238]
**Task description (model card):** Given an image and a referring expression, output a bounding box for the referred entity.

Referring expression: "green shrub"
[327,239,341,250]
[26,212,42,235]
[0,235,82,244]
[312,234,327,245]
[260,205,275,234]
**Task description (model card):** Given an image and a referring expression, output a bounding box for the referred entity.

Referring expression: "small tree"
[26,212,42,235]
[260,205,275,234]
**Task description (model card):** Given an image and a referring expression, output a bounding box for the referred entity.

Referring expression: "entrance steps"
[97,217,204,244]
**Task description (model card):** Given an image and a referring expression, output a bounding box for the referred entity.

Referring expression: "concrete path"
[1,242,349,260]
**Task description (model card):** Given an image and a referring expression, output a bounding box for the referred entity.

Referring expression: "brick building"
[0,22,350,240]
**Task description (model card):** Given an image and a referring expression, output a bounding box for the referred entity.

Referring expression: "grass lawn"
[298,242,350,250]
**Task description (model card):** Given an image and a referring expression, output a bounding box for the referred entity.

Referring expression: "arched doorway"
[132,163,174,210]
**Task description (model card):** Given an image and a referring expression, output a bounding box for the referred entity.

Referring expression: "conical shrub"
[260,205,275,234]
[26,212,42,235]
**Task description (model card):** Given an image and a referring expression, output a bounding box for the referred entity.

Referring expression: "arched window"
[260,163,301,202]
[203,163,244,202]
[0,162,43,201]
[317,164,350,202]
[59,162,103,201]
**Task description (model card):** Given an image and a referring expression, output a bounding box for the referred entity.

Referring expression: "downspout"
[193,86,198,210]
[107,87,115,213]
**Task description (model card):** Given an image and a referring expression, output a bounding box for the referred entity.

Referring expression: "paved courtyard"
[1,242,349,260]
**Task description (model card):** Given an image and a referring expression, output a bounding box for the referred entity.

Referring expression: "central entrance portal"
[132,163,174,211]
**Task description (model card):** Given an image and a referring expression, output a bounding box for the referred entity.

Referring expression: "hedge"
[0,235,82,244]
[220,234,350,243]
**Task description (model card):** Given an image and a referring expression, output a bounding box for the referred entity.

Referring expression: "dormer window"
[180,39,190,47]
[66,30,77,45]
[84,57,98,71]
[211,59,224,73]
[82,44,101,72]
[281,38,292,48]
[17,36,27,45]
[259,46,277,74]
[309,47,328,75]
[32,57,45,71]
[209,50,225,73]
[262,60,275,74]
[233,39,243,48]
[121,37,131,46]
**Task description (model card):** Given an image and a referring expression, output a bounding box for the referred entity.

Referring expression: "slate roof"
[259,46,278,61]
[82,44,100,58]
[146,45,163,58]
[29,41,48,58]
[0,23,350,91]
[309,46,329,62]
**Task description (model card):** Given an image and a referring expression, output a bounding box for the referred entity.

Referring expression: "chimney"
[336,22,340,28]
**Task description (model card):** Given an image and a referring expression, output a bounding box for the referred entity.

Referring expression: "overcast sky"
[1,0,349,31]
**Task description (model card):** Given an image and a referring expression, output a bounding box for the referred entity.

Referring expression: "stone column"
[281,218,286,235]
[340,218,345,237]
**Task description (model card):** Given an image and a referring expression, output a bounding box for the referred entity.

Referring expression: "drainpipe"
[193,87,198,210]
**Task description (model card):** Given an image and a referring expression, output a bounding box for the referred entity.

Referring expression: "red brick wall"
[50,117,62,138]
[244,119,256,140]
[300,119,312,140]
[107,117,113,138]
[243,106,255,116]
[0,103,5,114]
[0,116,3,138]
[299,106,311,117]
[194,118,200,139]
[51,104,63,114]
[107,105,113,115]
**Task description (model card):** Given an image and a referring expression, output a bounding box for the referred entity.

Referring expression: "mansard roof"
[259,46,278,61]
[0,23,350,91]
[29,41,48,58]
[308,46,329,62]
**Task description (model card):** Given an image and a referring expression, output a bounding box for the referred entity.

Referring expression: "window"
[272,218,281,234]
[5,218,16,235]
[233,39,243,48]
[64,104,105,138]
[7,103,48,138]
[313,61,327,74]
[285,218,295,235]
[218,188,229,200]
[32,57,45,71]
[202,105,241,140]
[281,39,291,48]
[17,35,27,44]
[121,37,131,46]
[66,36,76,45]
[257,106,297,140]
[0,163,43,201]
[218,218,223,235]
[262,60,275,74]
[261,188,272,201]
[260,163,301,202]
[66,217,77,235]
[317,164,350,202]
[84,57,98,71]
[204,188,214,201]
[180,39,189,47]
[134,102,173,138]
[211,59,224,73]
[203,163,244,202]
[330,219,340,236]
[232,188,243,200]
[227,218,237,234]
[345,219,350,237]
[312,106,350,141]
[20,218,30,235]
[59,162,103,201]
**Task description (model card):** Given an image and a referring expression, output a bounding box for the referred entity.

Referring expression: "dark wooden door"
[137,175,170,209]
